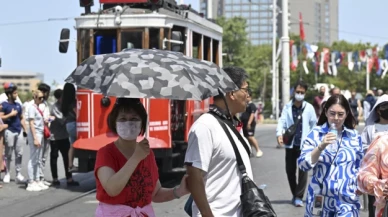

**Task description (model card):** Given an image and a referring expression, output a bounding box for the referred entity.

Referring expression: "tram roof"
[75,7,223,40]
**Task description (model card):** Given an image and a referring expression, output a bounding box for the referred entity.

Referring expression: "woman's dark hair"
[107,98,147,136]
[317,94,356,129]
[61,83,76,117]
[53,89,63,100]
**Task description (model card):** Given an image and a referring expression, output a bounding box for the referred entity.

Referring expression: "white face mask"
[116,121,141,141]
[294,93,305,102]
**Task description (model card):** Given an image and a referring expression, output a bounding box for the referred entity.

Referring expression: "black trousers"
[50,138,72,180]
[285,146,308,199]
[368,195,375,217]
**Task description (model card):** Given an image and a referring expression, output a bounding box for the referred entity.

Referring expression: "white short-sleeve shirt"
[184,113,253,217]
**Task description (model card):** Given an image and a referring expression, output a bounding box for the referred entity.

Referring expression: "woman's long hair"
[61,83,76,117]
[317,94,357,129]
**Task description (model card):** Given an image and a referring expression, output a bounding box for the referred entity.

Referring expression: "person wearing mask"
[26,90,50,191]
[349,90,363,126]
[94,98,189,216]
[240,89,262,157]
[298,94,363,216]
[364,90,377,121]
[184,66,253,217]
[313,86,326,118]
[357,94,388,217]
[0,83,27,184]
[49,89,79,187]
[276,80,317,207]
[61,83,78,172]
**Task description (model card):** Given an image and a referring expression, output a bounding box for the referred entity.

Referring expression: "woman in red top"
[94,98,189,217]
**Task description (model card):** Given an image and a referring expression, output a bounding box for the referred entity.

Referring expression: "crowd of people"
[0,82,79,191]
[277,82,388,217]
[2,66,388,217]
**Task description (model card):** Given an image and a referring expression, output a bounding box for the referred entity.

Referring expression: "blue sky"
[0,0,387,86]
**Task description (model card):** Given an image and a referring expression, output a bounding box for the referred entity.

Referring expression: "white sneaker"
[41,180,51,186]
[3,173,10,183]
[26,182,41,192]
[37,181,49,190]
[16,173,25,183]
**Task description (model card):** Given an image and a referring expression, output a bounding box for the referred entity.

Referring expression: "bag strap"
[209,112,251,156]
[293,104,306,127]
[210,113,248,175]
[33,104,44,117]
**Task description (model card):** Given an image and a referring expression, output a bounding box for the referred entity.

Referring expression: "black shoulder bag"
[212,114,277,217]
[282,105,305,145]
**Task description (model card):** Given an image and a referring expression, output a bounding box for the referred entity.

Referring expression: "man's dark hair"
[5,86,17,95]
[53,89,63,100]
[214,66,249,101]
[293,80,308,91]
[38,83,51,93]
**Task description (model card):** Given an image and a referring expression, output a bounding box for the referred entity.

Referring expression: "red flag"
[299,12,305,41]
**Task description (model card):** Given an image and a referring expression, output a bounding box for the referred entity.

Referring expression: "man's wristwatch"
[173,186,180,199]
[317,144,324,151]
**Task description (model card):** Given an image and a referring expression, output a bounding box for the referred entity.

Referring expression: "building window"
[241,11,249,17]
[251,26,259,31]
[251,19,259,25]
[251,5,259,10]
[225,5,232,11]
[251,39,259,45]
[242,5,250,10]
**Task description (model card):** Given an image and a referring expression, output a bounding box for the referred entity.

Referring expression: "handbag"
[34,105,51,139]
[211,114,277,217]
[282,105,305,145]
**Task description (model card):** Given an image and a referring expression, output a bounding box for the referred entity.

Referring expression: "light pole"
[281,0,290,108]
[270,1,281,120]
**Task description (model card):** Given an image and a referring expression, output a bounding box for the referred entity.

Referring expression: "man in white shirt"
[185,66,253,217]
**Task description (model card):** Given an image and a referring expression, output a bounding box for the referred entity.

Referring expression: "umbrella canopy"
[65,49,238,100]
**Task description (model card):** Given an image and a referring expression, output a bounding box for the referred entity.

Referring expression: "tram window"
[203,36,211,61]
[192,32,201,59]
[121,31,143,50]
[149,28,160,49]
[94,30,117,55]
[212,40,219,65]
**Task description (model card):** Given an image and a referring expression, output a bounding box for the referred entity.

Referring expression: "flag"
[299,12,305,41]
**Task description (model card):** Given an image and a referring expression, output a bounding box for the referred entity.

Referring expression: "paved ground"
[0,124,369,217]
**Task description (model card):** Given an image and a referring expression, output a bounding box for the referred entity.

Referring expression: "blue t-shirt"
[2,101,23,134]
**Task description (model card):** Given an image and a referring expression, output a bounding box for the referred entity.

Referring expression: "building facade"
[0,71,44,93]
[199,0,338,46]
[288,0,338,45]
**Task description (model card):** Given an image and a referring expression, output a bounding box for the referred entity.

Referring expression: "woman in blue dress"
[298,94,364,217]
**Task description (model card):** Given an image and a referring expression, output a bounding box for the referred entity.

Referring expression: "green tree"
[216,16,249,67]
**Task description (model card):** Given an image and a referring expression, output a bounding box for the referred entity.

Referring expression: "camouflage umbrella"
[65,49,238,100]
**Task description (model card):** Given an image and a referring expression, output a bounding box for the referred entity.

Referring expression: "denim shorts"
[66,121,77,146]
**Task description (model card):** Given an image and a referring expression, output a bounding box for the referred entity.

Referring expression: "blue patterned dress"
[298,123,364,217]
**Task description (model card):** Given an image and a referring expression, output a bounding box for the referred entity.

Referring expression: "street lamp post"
[281,0,290,108]
[271,0,278,120]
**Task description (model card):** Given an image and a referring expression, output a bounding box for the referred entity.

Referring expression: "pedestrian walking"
[49,89,79,187]
[26,90,49,191]
[298,94,363,216]
[94,98,189,216]
[61,83,78,173]
[185,66,254,217]
[0,82,27,184]
[240,90,262,157]
[276,80,317,207]
[357,94,388,217]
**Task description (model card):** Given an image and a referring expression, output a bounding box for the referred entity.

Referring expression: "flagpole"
[271,0,277,120]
